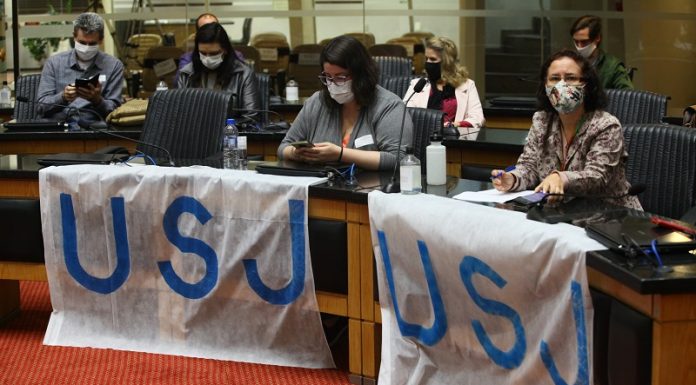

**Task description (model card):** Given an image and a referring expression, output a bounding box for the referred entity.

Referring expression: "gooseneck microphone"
[382,77,428,194]
[226,107,290,131]
[16,95,80,121]
[17,96,175,166]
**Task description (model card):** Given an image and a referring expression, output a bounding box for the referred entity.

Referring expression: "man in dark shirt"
[37,12,124,127]
[570,15,634,90]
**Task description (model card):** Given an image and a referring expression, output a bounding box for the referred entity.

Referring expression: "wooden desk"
[0,129,141,154]
[483,100,535,129]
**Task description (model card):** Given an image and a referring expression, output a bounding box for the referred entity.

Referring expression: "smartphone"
[290,140,314,148]
[509,191,548,207]
[75,73,99,88]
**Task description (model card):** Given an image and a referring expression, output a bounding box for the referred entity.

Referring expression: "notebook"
[255,160,348,178]
[585,215,696,254]
[37,152,130,166]
[4,120,67,132]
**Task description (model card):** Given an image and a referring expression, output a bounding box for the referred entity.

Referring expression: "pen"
[491,165,516,180]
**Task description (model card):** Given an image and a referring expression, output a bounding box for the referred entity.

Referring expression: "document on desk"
[39,165,333,369]
[452,188,534,203]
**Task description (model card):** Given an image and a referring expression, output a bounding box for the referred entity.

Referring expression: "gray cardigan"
[278,86,413,171]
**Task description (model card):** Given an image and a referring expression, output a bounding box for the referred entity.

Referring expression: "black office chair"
[256,72,270,125]
[623,123,696,219]
[606,89,669,125]
[230,18,253,46]
[407,107,444,173]
[374,56,412,86]
[382,76,412,99]
[138,88,232,160]
[14,74,42,120]
[461,165,494,182]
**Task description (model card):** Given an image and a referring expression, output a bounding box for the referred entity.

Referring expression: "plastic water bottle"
[0,81,11,108]
[426,132,446,185]
[156,79,168,92]
[285,78,299,101]
[223,118,238,169]
[400,146,421,194]
[237,135,247,170]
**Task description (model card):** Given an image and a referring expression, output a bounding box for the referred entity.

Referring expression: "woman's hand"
[491,169,514,191]
[298,142,342,163]
[535,172,563,194]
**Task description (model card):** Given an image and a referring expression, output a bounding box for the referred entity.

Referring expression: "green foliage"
[21,2,73,63]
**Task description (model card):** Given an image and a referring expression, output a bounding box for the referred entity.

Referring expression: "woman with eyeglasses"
[404,36,484,133]
[277,35,412,171]
[177,22,259,113]
[491,49,641,209]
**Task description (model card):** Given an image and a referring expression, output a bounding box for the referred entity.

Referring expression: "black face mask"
[425,62,442,83]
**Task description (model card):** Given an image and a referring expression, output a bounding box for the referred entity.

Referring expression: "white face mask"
[200,52,224,70]
[327,80,354,104]
[75,41,99,61]
[575,42,596,59]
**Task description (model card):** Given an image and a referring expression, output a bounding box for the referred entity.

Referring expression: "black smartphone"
[509,191,548,207]
[290,140,314,148]
[75,73,99,88]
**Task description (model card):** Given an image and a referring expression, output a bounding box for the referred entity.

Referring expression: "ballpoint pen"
[491,165,516,180]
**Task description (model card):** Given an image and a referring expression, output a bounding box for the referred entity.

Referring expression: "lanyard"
[559,115,586,171]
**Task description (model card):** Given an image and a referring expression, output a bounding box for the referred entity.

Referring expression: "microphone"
[382,77,428,194]
[226,107,290,131]
[17,96,175,166]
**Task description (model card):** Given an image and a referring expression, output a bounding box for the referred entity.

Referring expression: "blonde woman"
[404,36,485,132]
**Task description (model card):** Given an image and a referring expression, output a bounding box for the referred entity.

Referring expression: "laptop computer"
[3,120,67,132]
[586,215,696,254]
[255,160,349,178]
[37,152,130,166]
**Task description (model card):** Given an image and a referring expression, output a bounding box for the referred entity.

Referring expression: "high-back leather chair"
[606,89,669,125]
[255,72,270,125]
[374,56,413,86]
[250,32,290,76]
[230,18,253,46]
[387,36,426,76]
[368,44,408,58]
[14,74,42,120]
[623,123,696,218]
[288,44,323,98]
[142,46,184,91]
[125,33,163,70]
[345,32,375,48]
[233,45,261,73]
[382,75,412,99]
[408,107,444,173]
[138,88,233,161]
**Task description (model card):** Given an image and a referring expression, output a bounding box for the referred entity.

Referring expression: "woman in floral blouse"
[491,49,642,210]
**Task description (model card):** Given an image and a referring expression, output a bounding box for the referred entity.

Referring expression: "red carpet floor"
[0,281,352,384]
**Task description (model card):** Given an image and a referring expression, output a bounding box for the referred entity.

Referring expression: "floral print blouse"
[510,110,643,210]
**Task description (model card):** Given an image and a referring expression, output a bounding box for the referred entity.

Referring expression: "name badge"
[98,74,107,84]
[354,134,374,148]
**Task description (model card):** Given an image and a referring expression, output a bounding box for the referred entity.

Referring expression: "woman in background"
[404,36,485,133]
[177,22,259,113]
[277,35,411,171]
[491,49,641,210]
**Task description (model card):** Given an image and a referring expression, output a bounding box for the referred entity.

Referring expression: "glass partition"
[3,0,695,116]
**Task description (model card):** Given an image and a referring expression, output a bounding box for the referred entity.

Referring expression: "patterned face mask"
[545,80,585,114]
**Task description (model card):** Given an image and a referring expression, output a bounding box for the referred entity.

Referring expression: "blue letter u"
[377,230,447,346]
[159,196,218,299]
[60,193,130,294]
[243,199,305,305]
[540,280,589,385]
[460,256,526,369]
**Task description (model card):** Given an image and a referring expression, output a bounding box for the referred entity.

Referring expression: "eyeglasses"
[318,74,351,86]
[546,75,584,86]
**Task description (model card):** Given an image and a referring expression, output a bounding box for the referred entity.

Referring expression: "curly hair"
[536,49,607,114]
[190,23,240,88]
[319,35,379,108]
[425,36,469,87]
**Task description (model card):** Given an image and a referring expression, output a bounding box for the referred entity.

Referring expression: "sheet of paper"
[452,188,535,203]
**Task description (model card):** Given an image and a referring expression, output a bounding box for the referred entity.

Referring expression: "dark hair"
[190,23,239,88]
[319,35,379,108]
[536,49,607,114]
[570,15,602,42]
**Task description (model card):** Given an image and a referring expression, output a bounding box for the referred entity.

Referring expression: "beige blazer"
[404,78,485,128]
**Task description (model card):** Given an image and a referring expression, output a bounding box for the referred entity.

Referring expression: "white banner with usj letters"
[368,191,603,385]
[39,164,333,369]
